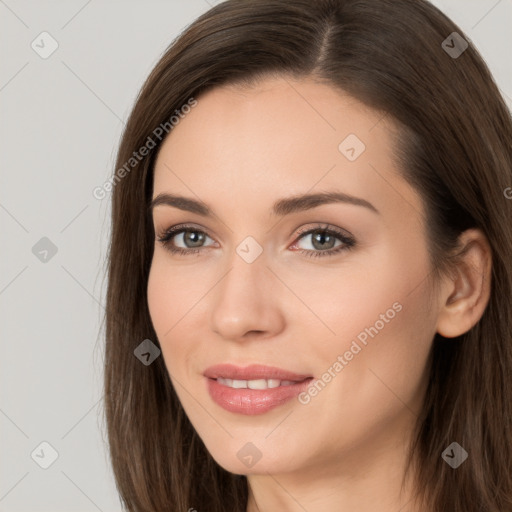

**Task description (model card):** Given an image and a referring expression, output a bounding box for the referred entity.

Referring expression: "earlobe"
[435,229,492,339]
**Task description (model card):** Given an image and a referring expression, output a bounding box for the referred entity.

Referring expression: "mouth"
[203,363,312,382]
[203,364,314,415]
[215,377,304,389]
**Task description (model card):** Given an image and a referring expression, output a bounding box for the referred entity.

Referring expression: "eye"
[156,223,356,258]
[291,224,356,258]
[156,224,216,256]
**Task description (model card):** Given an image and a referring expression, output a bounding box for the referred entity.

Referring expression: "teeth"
[216,378,297,389]
[232,379,247,389]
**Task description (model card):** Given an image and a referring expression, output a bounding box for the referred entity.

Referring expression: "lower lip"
[206,377,313,415]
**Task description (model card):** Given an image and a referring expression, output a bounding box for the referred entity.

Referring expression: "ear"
[436,228,492,338]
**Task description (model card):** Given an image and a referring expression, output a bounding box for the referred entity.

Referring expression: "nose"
[209,250,286,342]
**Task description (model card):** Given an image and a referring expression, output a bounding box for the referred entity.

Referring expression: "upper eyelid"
[158,223,213,237]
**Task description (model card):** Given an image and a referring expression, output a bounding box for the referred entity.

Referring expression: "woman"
[103,0,512,510]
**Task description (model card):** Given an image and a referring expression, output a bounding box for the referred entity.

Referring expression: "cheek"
[327,225,432,343]
[308,240,434,405]
[147,258,185,372]
[147,255,209,378]
[319,286,433,435]
[291,284,433,464]
[147,254,202,335]
[147,259,170,335]
[295,246,424,352]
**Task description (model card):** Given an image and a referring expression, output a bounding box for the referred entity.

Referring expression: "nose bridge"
[220,230,271,298]
[217,245,269,313]
[209,244,284,339]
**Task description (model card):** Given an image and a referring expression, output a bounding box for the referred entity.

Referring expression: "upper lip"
[204,364,312,382]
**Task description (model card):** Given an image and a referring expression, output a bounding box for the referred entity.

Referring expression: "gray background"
[1,0,511,510]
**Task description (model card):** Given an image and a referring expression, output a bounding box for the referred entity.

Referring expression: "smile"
[216,378,297,389]
[203,364,314,415]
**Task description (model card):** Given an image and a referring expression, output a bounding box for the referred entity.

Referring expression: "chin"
[201,436,302,476]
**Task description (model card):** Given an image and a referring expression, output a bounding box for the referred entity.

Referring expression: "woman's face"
[147,76,440,477]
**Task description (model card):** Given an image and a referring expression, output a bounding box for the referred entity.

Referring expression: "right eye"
[156,224,216,255]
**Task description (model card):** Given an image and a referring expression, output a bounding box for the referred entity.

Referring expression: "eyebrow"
[149,190,379,217]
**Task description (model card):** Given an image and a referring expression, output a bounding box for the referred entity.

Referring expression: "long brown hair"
[102,1,512,510]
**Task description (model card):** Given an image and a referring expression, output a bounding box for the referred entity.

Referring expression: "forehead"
[152,76,422,223]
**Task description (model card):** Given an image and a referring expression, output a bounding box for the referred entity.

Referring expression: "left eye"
[156,224,356,258]
[290,226,356,258]
[295,229,344,251]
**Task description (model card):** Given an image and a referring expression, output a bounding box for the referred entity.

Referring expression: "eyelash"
[156,223,356,259]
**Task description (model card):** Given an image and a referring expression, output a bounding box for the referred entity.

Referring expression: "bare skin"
[147,76,492,512]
